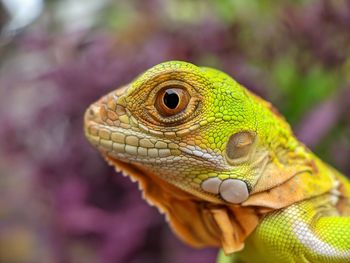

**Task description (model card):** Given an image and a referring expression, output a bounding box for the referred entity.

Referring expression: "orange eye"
[155,87,190,116]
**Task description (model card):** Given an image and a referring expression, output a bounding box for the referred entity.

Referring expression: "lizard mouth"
[85,114,224,171]
[84,120,182,163]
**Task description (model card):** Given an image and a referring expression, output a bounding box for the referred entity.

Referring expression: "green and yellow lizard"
[84,61,350,263]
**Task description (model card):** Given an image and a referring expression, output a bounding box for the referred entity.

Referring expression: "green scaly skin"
[84,61,350,263]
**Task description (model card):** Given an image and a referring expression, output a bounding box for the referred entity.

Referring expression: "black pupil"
[163,90,179,109]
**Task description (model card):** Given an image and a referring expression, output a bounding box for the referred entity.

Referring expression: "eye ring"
[139,79,202,126]
[155,86,190,117]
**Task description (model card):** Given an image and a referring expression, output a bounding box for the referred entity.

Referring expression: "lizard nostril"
[89,108,95,116]
[85,105,103,123]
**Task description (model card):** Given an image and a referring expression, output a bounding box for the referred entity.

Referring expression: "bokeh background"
[0,0,349,263]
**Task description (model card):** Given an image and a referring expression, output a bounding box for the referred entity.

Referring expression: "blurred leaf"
[273,57,339,123]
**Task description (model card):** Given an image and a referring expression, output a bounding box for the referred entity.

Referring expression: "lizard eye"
[155,87,190,116]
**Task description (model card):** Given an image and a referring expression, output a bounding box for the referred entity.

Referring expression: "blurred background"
[0,0,349,262]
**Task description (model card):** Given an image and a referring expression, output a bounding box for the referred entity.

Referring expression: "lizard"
[84,61,350,263]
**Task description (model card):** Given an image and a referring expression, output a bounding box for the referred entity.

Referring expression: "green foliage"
[272,57,339,124]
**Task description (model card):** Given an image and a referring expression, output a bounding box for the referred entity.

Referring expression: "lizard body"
[84,61,350,262]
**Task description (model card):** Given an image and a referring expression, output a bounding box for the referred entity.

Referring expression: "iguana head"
[84,61,333,253]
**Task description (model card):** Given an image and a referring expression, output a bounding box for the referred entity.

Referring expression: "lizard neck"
[104,156,270,254]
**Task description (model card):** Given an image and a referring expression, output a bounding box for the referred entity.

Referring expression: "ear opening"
[225,131,256,165]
